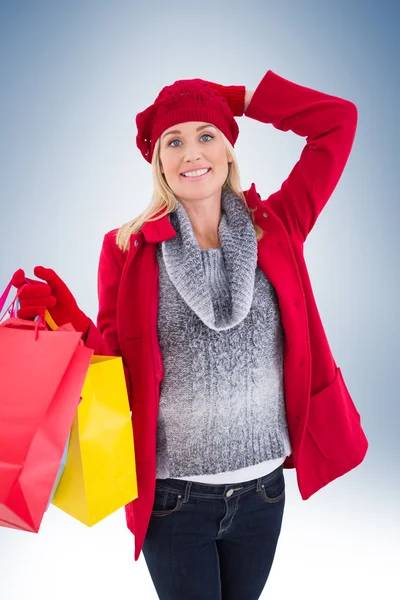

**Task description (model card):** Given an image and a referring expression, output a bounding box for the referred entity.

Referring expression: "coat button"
[263,212,268,218]
[134,240,139,247]
[226,489,234,497]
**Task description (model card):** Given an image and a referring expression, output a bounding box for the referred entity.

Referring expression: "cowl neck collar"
[160,187,258,331]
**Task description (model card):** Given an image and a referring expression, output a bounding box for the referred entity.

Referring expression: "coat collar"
[140,183,261,244]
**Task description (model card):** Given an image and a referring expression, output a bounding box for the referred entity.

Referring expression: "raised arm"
[244,70,358,241]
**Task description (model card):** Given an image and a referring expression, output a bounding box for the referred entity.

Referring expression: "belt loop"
[184,481,192,503]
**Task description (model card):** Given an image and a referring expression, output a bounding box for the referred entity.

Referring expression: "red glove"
[199,80,246,117]
[11,266,90,334]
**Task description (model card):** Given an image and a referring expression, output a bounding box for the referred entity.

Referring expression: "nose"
[183,142,203,163]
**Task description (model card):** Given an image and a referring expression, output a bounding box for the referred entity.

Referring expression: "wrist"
[70,309,90,335]
[49,306,90,334]
[222,84,246,116]
[200,80,246,116]
[244,90,254,112]
[81,324,90,343]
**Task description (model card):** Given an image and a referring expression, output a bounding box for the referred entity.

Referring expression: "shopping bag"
[12,285,71,513]
[51,353,138,526]
[45,434,70,510]
[0,281,93,532]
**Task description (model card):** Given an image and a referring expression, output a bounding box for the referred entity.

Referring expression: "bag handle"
[0,279,19,322]
[0,278,46,340]
[0,279,13,316]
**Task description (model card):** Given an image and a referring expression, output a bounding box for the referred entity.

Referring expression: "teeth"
[182,168,209,177]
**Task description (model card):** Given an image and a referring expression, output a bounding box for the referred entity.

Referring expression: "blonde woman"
[13,69,368,599]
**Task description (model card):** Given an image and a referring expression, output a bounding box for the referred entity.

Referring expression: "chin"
[178,189,220,202]
[174,180,225,199]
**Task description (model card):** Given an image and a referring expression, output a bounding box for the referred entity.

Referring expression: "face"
[158,121,232,202]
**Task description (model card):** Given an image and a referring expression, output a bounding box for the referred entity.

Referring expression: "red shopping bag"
[0,282,93,533]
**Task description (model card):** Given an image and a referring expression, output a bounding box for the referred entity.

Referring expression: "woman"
[13,69,368,600]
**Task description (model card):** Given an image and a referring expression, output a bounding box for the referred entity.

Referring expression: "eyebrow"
[162,123,217,140]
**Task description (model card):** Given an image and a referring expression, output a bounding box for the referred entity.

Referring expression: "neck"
[178,193,223,249]
[196,236,221,250]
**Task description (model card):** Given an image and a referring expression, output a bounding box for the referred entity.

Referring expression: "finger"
[17,306,46,320]
[11,269,26,288]
[17,282,52,299]
[19,296,57,308]
[34,266,59,285]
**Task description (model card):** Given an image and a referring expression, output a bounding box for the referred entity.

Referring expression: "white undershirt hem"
[174,456,287,485]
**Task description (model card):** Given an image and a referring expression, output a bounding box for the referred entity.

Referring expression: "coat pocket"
[306,367,362,460]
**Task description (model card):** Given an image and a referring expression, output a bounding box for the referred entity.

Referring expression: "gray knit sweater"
[155,187,292,479]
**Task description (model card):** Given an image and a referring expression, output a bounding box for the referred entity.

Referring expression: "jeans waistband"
[155,464,284,500]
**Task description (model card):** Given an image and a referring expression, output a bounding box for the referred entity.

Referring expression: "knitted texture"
[161,188,257,330]
[199,80,246,117]
[155,187,292,478]
[136,79,244,163]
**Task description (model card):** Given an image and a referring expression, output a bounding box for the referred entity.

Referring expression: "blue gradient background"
[0,1,398,598]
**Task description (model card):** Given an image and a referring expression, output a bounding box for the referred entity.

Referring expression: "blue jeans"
[142,464,286,599]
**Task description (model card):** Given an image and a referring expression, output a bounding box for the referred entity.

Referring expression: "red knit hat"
[136,78,246,163]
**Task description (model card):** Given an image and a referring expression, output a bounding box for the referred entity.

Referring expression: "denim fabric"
[142,464,285,599]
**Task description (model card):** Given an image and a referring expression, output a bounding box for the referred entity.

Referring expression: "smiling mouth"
[181,168,212,180]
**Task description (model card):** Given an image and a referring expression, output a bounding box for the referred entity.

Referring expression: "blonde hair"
[116,131,264,252]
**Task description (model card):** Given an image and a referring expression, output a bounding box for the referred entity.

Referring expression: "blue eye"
[168,134,214,147]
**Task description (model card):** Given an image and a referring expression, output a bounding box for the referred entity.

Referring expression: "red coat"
[85,71,368,561]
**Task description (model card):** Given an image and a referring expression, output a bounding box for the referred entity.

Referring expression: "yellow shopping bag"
[51,354,138,526]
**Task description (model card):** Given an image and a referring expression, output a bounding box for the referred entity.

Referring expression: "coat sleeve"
[84,231,123,357]
[244,70,358,242]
